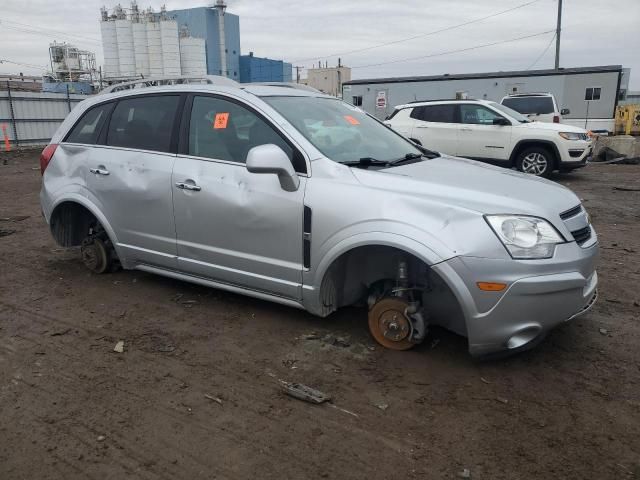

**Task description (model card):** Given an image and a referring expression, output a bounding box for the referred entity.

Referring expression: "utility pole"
[295,66,301,83]
[554,0,562,69]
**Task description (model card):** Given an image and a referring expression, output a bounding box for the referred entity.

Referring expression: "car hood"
[350,155,580,228]
[516,120,586,133]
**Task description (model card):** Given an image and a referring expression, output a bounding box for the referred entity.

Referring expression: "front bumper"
[559,140,592,167]
[432,241,599,357]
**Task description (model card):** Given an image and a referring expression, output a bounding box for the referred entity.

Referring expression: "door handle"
[89,167,110,175]
[460,127,472,131]
[175,182,201,192]
[416,125,430,129]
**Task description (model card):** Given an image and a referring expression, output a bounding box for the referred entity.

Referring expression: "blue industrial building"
[168,6,241,80]
[239,53,292,83]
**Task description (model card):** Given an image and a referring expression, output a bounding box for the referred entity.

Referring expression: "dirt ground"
[1,149,639,480]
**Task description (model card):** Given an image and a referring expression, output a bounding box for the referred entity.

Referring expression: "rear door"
[409,104,459,155]
[171,94,307,299]
[85,94,183,269]
[456,103,512,161]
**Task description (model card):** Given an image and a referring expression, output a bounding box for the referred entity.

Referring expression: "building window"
[352,96,363,106]
[233,50,236,54]
[225,49,228,53]
[234,71,237,77]
[585,87,601,101]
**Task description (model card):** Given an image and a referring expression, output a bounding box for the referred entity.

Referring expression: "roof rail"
[243,82,322,93]
[99,75,239,94]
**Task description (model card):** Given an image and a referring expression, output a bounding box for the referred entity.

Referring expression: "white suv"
[500,92,569,124]
[385,99,591,177]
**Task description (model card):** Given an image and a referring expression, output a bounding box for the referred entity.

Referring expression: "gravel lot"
[1,149,639,479]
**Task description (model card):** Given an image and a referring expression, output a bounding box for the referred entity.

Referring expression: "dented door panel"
[85,145,178,269]
[172,156,306,299]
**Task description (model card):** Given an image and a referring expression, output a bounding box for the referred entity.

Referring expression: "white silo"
[115,19,135,77]
[179,37,206,76]
[146,20,164,76]
[132,22,150,77]
[100,19,120,78]
[160,19,181,76]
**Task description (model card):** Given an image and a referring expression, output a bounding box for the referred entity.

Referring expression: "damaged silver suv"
[40,81,598,356]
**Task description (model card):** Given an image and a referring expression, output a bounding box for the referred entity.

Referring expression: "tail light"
[39,144,58,175]
[553,115,560,123]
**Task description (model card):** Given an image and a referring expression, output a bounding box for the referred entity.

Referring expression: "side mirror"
[492,117,510,126]
[561,108,570,115]
[246,144,300,192]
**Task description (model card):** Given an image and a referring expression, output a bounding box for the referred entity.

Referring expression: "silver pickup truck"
[39,80,598,357]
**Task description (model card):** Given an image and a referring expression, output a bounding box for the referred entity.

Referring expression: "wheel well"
[318,244,466,333]
[50,202,98,247]
[511,141,560,168]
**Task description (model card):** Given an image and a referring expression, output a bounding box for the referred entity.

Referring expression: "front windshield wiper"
[387,152,424,166]
[340,157,391,169]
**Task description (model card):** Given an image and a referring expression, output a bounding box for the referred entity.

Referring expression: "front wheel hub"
[368,297,415,350]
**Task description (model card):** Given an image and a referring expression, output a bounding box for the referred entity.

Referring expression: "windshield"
[262,96,423,164]
[489,102,531,123]
[502,96,555,114]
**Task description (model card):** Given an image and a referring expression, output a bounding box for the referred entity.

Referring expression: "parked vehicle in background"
[385,99,592,177]
[500,92,569,124]
[40,82,598,357]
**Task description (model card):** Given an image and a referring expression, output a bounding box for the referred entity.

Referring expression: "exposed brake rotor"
[368,297,416,351]
[81,237,109,274]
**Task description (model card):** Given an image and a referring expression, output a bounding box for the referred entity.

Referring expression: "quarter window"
[65,103,112,144]
[410,104,457,123]
[188,96,305,172]
[107,95,180,153]
[459,104,504,125]
[585,87,601,101]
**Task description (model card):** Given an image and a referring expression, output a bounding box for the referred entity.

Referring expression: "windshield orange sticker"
[344,115,360,125]
[213,112,230,129]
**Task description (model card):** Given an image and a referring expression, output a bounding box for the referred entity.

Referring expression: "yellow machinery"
[615,105,640,136]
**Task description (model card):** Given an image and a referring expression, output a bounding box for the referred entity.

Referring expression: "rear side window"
[65,103,112,144]
[410,104,457,123]
[107,95,180,153]
[501,96,555,114]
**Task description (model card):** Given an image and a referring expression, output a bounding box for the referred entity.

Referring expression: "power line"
[0,59,49,70]
[526,32,556,70]
[350,30,555,70]
[0,20,101,45]
[291,0,544,63]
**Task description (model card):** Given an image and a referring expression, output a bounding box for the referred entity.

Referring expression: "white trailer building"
[343,65,630,132]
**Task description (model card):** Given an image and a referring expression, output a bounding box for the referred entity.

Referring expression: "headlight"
[485,215,564,259]
[559,132,585,141]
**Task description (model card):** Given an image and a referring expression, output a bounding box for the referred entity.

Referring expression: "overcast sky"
[1,0,638,88]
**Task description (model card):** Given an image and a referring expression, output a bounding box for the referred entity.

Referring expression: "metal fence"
[0,83,89,147]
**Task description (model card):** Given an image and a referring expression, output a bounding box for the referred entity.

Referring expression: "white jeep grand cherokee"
[385,99,591,177]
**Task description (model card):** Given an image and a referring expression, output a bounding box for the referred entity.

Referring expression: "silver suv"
[40,82,598,356]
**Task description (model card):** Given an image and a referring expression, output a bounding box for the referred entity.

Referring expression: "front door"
[455,103,513,161]
[86,94,182,269]
[172,94,306,299]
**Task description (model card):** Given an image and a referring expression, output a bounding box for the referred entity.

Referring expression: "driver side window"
[459,104,504,125]
[188,96,306,173]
